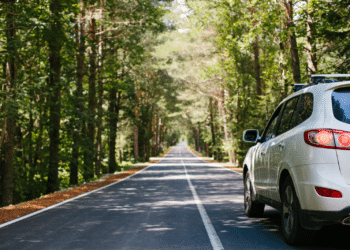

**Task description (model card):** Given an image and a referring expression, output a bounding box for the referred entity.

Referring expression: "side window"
[276,96,300,136]
[263,105,282,142]
[295,93,313,125]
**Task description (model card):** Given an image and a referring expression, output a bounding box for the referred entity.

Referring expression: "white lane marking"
[181,159,225,250]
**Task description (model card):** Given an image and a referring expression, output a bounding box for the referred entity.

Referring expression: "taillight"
[333,130,350,149]
[315,187,342,198]
[304,129,350,150]
[304,129,335,149]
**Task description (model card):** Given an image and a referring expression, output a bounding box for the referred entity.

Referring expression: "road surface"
[1,143,349,249]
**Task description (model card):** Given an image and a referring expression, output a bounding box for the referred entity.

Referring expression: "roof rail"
[292,74,350,92]
[309,74,350,78]
[292,83,308,92]
[308,74,350,84]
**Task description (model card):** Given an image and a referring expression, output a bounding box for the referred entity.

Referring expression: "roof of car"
[283,79,350,104]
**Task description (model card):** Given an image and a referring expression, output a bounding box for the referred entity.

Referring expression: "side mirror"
[243,129,261,143]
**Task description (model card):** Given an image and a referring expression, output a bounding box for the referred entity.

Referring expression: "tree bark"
[221,89,234,163]
[145,107,152,162]
[253,38,262,96]
[108,90,121,173]
[95,0,104,177]
[70,3,86,185]
[2,2,16,206]
[134,89,141,163]
[46,0,62,194]
[284,0,301,83]
[306,0,317,74]
[33,95,46,170]
[86,15,97,179]
[209,97,216,158]
[249,2,262,96]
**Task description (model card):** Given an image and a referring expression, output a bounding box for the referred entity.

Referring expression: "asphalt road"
[1,143,350,249]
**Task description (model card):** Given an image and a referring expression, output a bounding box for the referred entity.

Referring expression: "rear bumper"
[300,207,350,230]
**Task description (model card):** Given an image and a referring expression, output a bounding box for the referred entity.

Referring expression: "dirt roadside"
[0,166,148,225]
[0,147,173,225]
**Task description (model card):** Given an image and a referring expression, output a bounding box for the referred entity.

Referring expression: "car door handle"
[278,143,285,150]
[261,151,266,156]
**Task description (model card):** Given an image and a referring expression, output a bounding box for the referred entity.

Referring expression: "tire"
[281,177,316,245]
[244,173,265,217]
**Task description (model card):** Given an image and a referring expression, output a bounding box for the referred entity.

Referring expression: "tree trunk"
[306,0,317,75]
[156,117,161,155]
[95,0,104,177]
[86,15,97,180]
[134,89,141,163]
[2,2,16,206]
[70,2,86,185]
[221,89,234,163]
[28,101,33,169]
[284,0,301,83]
[145,108,152,162]
[46,0,62,194]
[209,97,216,158]
[253,38,262,96]
[108,87,116,173]
[108,90,121,173]
[249,2,262,96]
[33,95,46,170]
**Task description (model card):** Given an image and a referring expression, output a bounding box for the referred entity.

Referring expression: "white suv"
[242,74,350,245]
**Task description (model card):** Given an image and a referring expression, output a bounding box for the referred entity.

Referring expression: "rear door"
[268,93,314,201]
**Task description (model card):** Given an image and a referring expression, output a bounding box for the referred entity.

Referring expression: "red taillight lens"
[304,129,335,149]
[333,130,350,149]
[315,187,342,198]
[304,129,350,150]
[338,134,350,146]
[316,131,333,145]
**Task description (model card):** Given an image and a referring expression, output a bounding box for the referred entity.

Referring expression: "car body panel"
[291,163,350,211]
[323,85,350,185]
[254,142,270,197]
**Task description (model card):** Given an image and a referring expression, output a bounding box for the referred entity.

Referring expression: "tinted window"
[277,96,300,136]
[294,93,313,126]
[332,87,350,124]
[263,105,282,142]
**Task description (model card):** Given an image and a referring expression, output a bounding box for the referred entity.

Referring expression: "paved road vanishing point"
[1,143,350,250]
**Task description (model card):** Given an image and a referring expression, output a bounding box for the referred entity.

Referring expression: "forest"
[1,0,349,207]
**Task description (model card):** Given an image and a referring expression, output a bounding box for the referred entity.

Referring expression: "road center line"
[181,159,225,250]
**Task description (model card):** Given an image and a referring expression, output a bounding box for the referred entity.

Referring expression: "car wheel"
[281,177,316,245]
[244,172,265,217]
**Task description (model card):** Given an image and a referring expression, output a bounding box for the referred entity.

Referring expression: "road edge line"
[0,164,154,229]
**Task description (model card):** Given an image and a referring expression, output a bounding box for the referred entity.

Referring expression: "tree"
[1,0,17,206]
[70,0,86,185]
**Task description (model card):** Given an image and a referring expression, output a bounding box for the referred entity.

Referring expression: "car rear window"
[332,87,350,124]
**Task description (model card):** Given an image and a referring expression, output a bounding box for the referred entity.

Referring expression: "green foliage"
[0,0,171,206]
[179,0,350,165]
